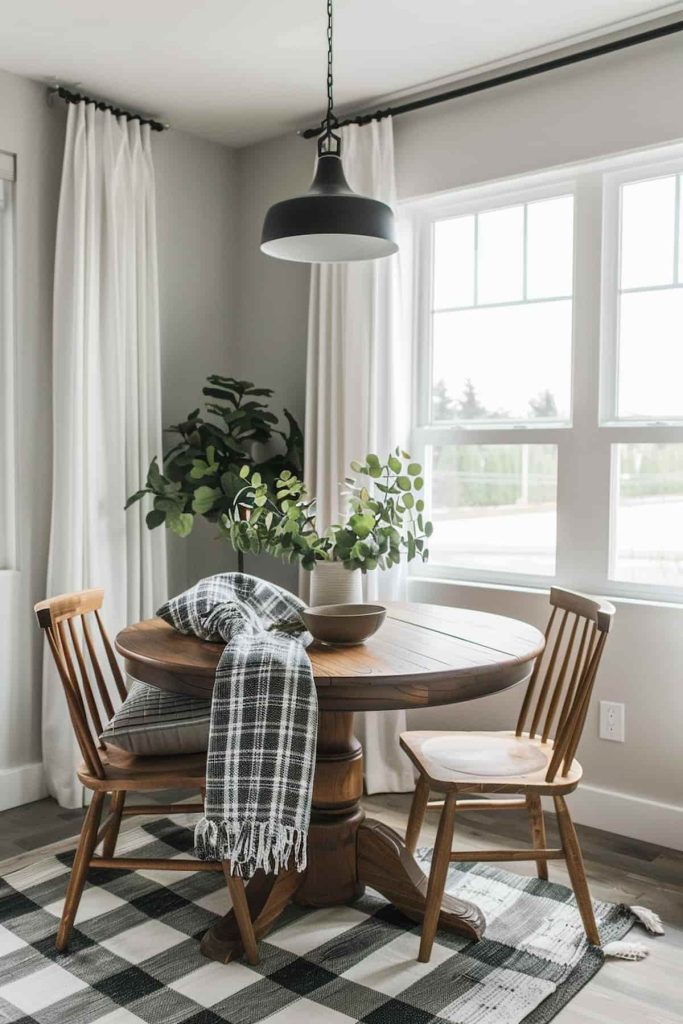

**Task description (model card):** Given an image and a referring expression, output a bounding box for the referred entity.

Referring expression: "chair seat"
[77,745,207,792]
[400,730,582,794]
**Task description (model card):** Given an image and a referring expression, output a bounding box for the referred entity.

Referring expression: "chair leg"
[223,864,260,965]
[526,795,548,881]
[101,791,126,859]
[405,775,430,855]
[553,795,600,946]
[56,791,105,951]
[418,792,457,963]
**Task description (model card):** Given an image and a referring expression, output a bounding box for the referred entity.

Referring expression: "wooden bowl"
[301,603,386,646]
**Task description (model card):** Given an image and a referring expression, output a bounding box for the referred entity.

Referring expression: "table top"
[115,602,544,712]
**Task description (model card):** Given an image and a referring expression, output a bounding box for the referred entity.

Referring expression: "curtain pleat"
[304,118,415,794]
[43,102,167,807]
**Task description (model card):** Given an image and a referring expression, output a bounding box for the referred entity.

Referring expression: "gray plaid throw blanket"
[157,573,316,878]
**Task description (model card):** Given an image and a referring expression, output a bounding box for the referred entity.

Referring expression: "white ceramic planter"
[310,561,363,606]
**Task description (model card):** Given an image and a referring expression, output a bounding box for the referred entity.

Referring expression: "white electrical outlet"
[599,701,625,742]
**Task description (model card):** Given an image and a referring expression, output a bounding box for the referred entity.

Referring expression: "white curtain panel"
[305,118,415,794]
[43,102,167,807]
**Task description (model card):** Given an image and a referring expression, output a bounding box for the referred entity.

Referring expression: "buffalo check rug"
[0,815,644,1024]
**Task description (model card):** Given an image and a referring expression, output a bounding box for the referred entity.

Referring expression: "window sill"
[408,573,683,611]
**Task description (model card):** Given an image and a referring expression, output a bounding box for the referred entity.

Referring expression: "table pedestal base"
[200,712,485,963]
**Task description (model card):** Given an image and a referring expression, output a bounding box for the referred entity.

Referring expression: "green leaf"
[397,476,411,491]
[350,460,363,473]
[402,492,414,509]
[145,508,166,529]
[251,472,262,487]
[388,455,402,473]
[167,511,194,537]
[415,476,424,491]
[146,457,164,490]
[349,513,375,539]
[254,494,267,507]
[125,489,148,510]
[366,453,380,467]
[239,464,250,479]
[407,463,422,476]
[425,520,434,537]
[416,499,425,512]
[189,459,209,479]
[192,486,219,514]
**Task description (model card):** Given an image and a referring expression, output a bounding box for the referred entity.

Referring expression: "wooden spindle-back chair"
[400,587,615,962]
[35,588,258,962]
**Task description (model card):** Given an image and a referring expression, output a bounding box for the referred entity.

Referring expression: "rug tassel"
[603,939,649,960]
[630,905,664,935]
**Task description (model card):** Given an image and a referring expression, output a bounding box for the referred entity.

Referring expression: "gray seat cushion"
[100,679,211,756]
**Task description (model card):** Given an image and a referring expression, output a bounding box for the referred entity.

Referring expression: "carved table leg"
[357,819,485,940]
[201,710,364,961]
[295,711,365,906]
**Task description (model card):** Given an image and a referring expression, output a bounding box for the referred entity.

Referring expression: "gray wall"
[154,128,239,594]
[233,131,316,594]
[231,33,683,844]
[0,70,64,807]
[0,69,239,808]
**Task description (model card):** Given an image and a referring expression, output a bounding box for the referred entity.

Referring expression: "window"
[612,443,683,587]
[0,163,16,572]
[410,146,683,600]
[614,175,683,420]
[428,444,558,576]
[431,195,573,424]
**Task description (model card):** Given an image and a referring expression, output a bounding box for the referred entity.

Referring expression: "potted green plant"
[225,449,432,603]
[125,375,303,571]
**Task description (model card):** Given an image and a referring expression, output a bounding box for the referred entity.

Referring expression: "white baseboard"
[564,783,683,851]
[0,762,48,812]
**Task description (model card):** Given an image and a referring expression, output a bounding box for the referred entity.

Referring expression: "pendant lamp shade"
[261,152,398,263]
[260,0,399,264]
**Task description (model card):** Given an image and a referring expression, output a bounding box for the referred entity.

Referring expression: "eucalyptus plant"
[125,375,303,539]
[224,449,432,572]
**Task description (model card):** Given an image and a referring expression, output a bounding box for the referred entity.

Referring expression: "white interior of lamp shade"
[261,232,398,263]
[422,734,550,777]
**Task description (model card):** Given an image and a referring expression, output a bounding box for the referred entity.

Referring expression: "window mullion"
[473,214,479,306]
[556,175,610,589]
[674,173,681,285]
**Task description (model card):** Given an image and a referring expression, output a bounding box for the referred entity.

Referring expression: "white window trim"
[0,175,17,573]
[405,141,683,604]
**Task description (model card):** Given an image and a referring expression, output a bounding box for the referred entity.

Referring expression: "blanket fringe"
[194,817,307,878]
[630,904,664,934]
[603,939,649,960]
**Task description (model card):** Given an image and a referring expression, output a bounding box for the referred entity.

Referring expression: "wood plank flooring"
[1,791,681,1022]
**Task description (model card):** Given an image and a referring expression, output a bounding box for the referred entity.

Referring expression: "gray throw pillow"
[100,679,211,756]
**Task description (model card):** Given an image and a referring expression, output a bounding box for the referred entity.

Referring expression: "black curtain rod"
[301,18,683,139]
[49,86,167,132]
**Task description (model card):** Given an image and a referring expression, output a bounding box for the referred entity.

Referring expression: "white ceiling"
[0,0,681,146]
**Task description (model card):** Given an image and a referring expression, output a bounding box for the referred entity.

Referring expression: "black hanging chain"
[323,0,337,131]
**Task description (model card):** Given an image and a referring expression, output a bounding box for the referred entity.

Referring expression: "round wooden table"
[116,601,544,963]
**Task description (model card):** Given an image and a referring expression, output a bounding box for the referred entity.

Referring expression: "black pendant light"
[261,0,398,263]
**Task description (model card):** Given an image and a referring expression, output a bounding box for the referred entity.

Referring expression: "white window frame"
[406,142,683,604]
[0,158,16,573]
